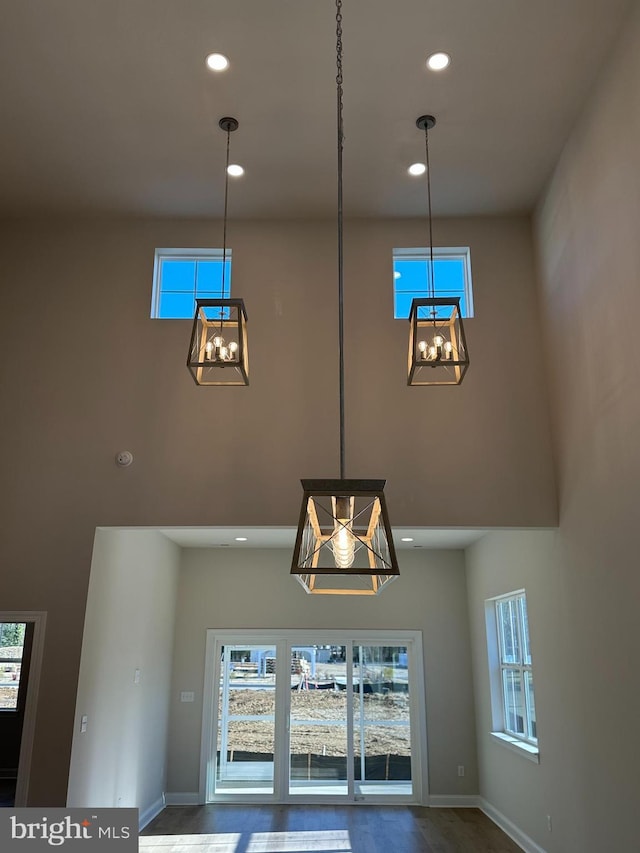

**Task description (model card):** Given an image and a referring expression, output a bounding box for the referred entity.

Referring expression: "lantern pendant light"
[408,115,469,386]
[290,0,399,596]
[187,117,249,386]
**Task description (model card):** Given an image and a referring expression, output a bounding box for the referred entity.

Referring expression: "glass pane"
[502,669,525,736]
[158,291,194,319]
[161,259,196,292]
[0,623,26,711]
[394,291,417,319]
[289,644,348,796]
[497,599,521,664]
[433,258,465,292]
[394,259,428,292]
[196,259,231,297]
[353,645,412,796]
[525,671,537,741]
[520,596,532,665]
[215,645,276,794]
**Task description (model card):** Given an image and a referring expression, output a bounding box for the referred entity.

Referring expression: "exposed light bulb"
[220,345,229,360]
[444,340,453,360]
[213,336,223,347]
[330,496,356,569]
[428,345,437,360]
[229,341,238,353]
[418,340,427,352]
[434,335,444,347]
[205,340,214,360]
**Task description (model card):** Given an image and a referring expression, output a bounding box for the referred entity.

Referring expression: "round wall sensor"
[115,451,133,467]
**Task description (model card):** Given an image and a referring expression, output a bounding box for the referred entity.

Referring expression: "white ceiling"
[0,0,632,219]
[160,527,486,550]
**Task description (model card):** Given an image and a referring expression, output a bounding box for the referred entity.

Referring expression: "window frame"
[151,247,232,319]
[392,246,474,319]
[485,590,539,761]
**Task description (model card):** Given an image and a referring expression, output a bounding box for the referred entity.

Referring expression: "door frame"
[199,628,428,805]
[0,611,47,806]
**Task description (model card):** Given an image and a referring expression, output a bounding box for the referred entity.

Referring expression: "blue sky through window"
[393,249,472,319]
[153,251,231,319]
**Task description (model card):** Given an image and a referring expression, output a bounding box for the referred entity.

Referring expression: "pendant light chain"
[221,126,231,305]
[336,0,346,480]
[424,124,435,304]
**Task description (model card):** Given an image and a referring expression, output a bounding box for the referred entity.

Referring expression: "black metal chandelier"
[187,117,249,386]
[408,115,469,386]
[291,0,399,596]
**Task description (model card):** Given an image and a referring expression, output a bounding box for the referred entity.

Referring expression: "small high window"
[393,247,473,319]
[151,249,231,319]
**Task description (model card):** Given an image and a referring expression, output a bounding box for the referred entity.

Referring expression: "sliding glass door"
[204,631,426,804]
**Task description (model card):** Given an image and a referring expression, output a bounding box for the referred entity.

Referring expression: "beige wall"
[0,211,554,802]
[465,4,640,852]
[466,531,565,849]
[66,529,179,824]
[167,546,477,800]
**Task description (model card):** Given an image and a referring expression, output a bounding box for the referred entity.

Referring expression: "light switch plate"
[180,691,195,703]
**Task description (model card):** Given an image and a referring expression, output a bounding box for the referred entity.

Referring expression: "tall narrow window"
[488,591,537,753]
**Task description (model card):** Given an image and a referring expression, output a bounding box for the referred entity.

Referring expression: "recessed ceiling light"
[401,537,414,542]
[235,537,248,542]
[408,163,426,176]
[227,164,244,177]
[427,52,451,71]
[206,53,229,72]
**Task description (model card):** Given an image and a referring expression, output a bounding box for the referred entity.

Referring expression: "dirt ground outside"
[0,686,18,709]
[221,688,411,757]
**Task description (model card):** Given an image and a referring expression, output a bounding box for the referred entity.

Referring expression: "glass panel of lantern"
[291,479,400,575]
[187,298,249,386]
[407,297,469,386]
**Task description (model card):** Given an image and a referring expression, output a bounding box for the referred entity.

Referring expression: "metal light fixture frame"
[291,0,399,596]
[187,117,249,386]
[407,115,470,386]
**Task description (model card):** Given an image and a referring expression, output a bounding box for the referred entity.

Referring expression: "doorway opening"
[201,630,427,804]
[0,612,46,806]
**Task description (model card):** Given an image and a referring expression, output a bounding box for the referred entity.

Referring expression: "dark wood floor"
[142,804,522,852]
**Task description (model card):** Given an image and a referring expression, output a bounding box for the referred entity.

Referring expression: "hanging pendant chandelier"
[187,117,249,386]
[408,115,469,386]
[291,0,399,596]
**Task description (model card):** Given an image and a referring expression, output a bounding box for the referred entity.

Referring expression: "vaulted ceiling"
[0,0,632,218]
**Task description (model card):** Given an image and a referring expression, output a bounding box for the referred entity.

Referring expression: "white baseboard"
[139,796,165,831]
[479,798,546,853]
[164,792,200,806]
[428,794,480,807]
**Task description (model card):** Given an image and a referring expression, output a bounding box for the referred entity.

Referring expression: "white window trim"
[393,246,474,318]
[151,247,231,319]
[485,590,539,762]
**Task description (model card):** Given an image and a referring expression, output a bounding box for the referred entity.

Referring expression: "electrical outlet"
[457,765,465,777]
[547,815,552,832]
